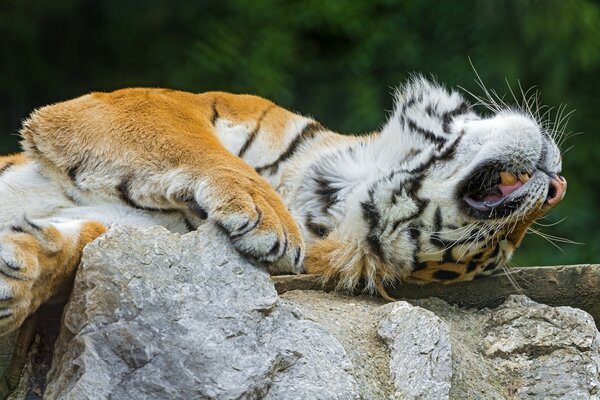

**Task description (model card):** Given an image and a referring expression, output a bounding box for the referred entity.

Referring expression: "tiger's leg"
[0,215,106,335]
[20,92,305,274]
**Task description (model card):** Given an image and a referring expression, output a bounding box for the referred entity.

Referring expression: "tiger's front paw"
[196,172,305,274]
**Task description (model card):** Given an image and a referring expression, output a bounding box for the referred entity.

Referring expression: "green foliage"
[1,0,599,266]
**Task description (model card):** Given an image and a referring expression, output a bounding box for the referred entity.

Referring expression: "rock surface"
[378,302,452,400]
[284,292,600,400]
[44,225,359,400]
[10,224,599,399]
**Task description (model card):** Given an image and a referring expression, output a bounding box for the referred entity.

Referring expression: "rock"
[280,291,395,399]
[482,296,600,399]
[283,292,600,400]
[43,225,359,400]
[7,224,597,399]
[273,265,600,330]
[377,302,452,400]
[411,296,600,400]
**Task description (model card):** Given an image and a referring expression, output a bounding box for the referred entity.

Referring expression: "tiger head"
[302,77,567,293]
[377,77,566,284]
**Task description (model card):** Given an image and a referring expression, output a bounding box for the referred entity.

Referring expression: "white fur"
[0,163,190,237]
[243,115,314,168]
[214,118,253,155]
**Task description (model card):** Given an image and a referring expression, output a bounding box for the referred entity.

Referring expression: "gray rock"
[483,295,600,399]
[280,291,395,399]
[44,225,359,400]
[282,292,600,400]
[34,224,600,400]
[377,301,452,400]
[411,295,600,400]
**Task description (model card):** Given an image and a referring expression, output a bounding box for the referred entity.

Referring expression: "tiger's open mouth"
[458,163,566,219]
[462,167,531,216]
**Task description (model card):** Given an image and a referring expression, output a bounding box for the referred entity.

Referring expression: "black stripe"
[409,228,427,271]
[390,179,430,233]
[361,188,384,259]
[0,162,14,176]
[117,176,177,213]
[402,97,416,112]
[412,260,428,271]
[255,122,323,175]
[442,248,455,263]
[183,218,195,232]
[0,268,19,280]
[24,217,42,231]
[211,100,219,125]
[186,200,208,220]
[306,215,330,238]
[483,262,498,272]
[433,270,460,280]
[266,233,287,258]
[10,225,25,234]
[27,142,43,158]
[2,257,21,271]
[408,132,463,175]
[0,312,12,320]
[117,176,139,207]
[67,163,80,183]
[433,207,442,231]
[409,226,420,242]
[172,190,206,219]
[293,247,303,268]
[66,152,93,186]
[466,260,478,272]
[490,243,501,258]
[62,190,79,205]
[425,104,435,117]
[238,105,275,158]
[429,206,445,248]
[229,209,262,238]
[442,102,468,133]
[314,176,340,213]
[406,118,446,146]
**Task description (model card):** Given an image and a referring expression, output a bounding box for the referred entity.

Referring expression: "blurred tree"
[0,0,598,266]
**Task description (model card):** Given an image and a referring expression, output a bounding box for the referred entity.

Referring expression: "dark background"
[1,0,599,266]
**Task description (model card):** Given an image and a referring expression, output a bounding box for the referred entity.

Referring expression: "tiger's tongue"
[482,181,523,203]
[498,181,523,196]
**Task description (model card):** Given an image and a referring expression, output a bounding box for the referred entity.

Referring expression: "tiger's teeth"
[499,171,517,185]
[519,173,530,183]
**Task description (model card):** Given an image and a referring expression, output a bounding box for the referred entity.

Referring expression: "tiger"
[0,77,566,335]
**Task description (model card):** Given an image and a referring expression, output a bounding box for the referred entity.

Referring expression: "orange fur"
[20,89,303,254]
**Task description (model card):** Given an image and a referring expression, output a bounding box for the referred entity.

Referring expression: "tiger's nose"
[547,175,567,205]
